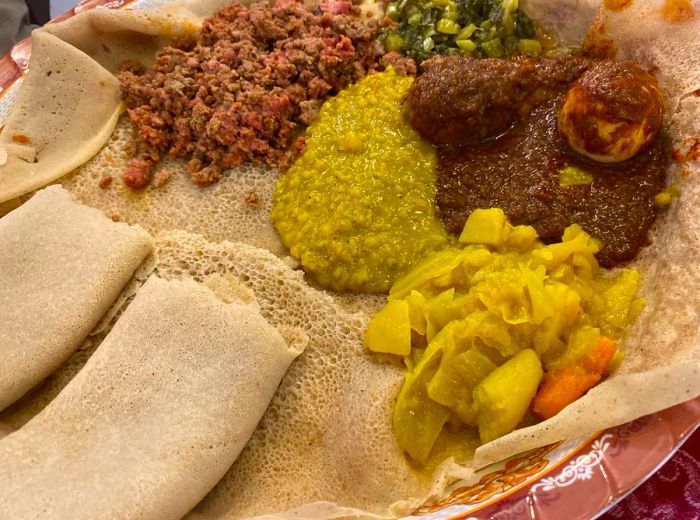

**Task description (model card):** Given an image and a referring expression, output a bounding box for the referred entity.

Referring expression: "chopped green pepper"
[380,0,542,63]
[456,39,477,53]
[437,18,461,34]
[559,165,593,188]
[384,31,405,52]
[481,37,504,58]
[457,23,477,40]
[517,38,542,56]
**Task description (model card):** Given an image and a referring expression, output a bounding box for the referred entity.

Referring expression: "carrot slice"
[533,336,617,420]
[582,335,617,373]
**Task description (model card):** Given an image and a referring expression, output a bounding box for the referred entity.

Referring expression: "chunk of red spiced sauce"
[436,97,669,267]
[406,55,592,146]
[117,0,412,189]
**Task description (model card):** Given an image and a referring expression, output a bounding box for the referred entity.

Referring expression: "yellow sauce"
[272,68,448,293]
[366,209,644,463]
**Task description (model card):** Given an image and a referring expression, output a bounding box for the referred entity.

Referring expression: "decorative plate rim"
[591,418,700,520]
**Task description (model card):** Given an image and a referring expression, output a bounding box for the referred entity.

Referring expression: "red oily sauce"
[661,0,695,22]
[604,0,633,12]
[436,96,670,267]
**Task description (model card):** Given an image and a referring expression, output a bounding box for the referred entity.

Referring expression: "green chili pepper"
[437,19,460,34]
[517,38,542,55]
[456,39,477,53]
[384,0,543,62]
[457,23,477,40]
[482,37,504,57]
[384,31,405,52]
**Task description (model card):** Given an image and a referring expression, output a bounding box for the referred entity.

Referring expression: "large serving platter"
[1,0,698,517]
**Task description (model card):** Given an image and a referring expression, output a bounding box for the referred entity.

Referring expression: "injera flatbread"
[0,31,122,203]
[0,275,304,519]
[40,8,201,73]
[521,0,601,47]
[582,0,700,107]
[0,229,428,518]
[0,6,203,205]
[0,0,698,518]
[0,185,152,411]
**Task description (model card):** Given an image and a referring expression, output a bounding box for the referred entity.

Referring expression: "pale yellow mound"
[62,118,286,257]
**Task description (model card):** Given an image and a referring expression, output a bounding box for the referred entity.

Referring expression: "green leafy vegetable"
[382,0,538,62]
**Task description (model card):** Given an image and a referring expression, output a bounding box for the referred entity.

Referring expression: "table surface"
[600,427,700,519]
[49,0,77,19]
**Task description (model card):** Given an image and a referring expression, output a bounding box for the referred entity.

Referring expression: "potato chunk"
[473,349,543,443]
[370,211,643,464]
[393,342,449,464]
[365,299,411,356]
